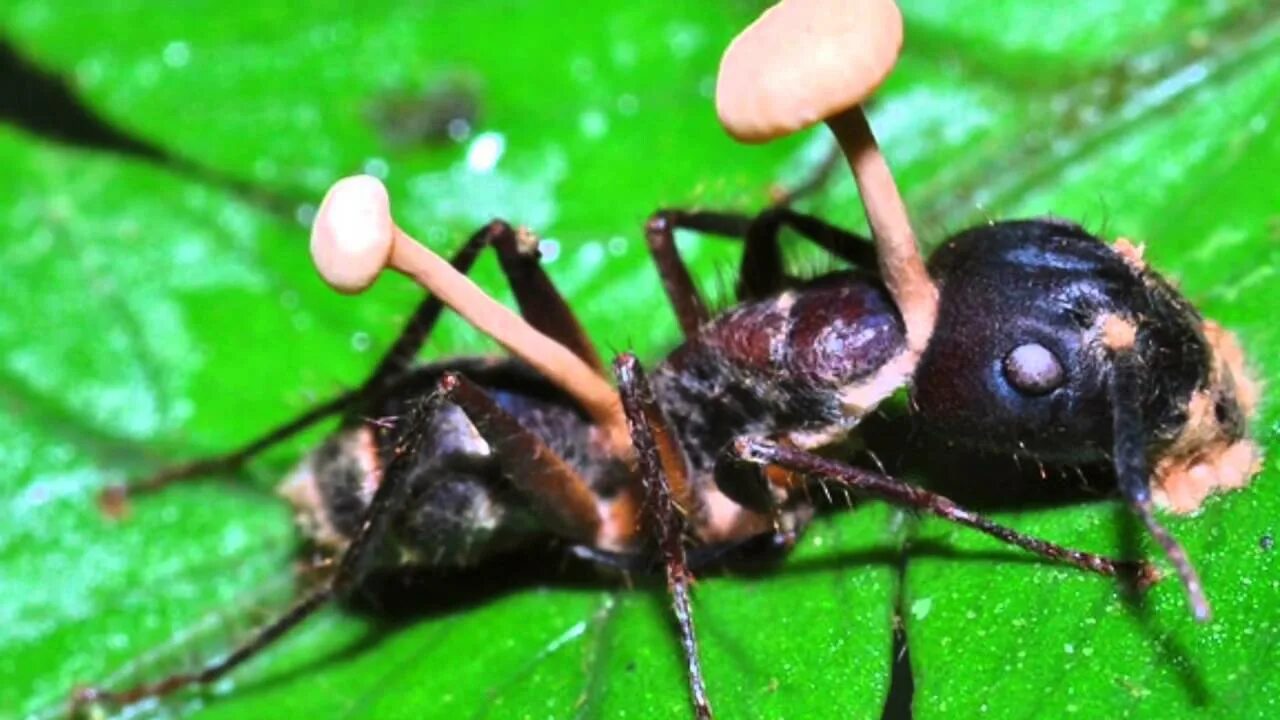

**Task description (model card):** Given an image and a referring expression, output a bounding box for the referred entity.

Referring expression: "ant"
[73,3,1260,718]
[73,195,1259,719]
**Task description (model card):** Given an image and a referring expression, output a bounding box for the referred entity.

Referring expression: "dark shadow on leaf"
[749,541,1148,589]
[210,527,1163,707]
[107,407,1213,712]
[1109,503,1212,707]
[213,544,609,700]
[1138,618,1211,707]
[882,551,913,720]
[0,40,164,159]
[858,411,1118,512]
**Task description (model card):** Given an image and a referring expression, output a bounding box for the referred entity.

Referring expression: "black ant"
[73,198,1259,719]
[73,4,1260,719]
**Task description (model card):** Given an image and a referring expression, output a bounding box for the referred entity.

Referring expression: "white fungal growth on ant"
[1152,321,1262,513]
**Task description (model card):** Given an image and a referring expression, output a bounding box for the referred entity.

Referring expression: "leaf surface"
[1,2,1276,719]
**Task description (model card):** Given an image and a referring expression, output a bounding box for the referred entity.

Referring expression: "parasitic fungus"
[716,0,937,354]
[311,175,629,452]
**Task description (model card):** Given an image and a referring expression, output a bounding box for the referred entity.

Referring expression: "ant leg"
[729,437,1154,583]
[653,206,874,269]
[735,207,878,300]
[1110,349,1209,620]
[644,208,878,334]
[106,220,598,508]
[355,218,605,413]
[100,224,494,512]
[643,211,729,337]
[73,384,445,711]
[614,353,713,720]
[73,589,333,711]
[481,221,604,374]
[98,390,359,515]
[433,371,604,541]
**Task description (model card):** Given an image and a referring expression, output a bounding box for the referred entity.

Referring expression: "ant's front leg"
[72,380,446,713]
[614,353,713,720]
[726,437,1155,585]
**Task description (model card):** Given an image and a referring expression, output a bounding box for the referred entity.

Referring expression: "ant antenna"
[1103,315,1211,622]
[310,175,631,455]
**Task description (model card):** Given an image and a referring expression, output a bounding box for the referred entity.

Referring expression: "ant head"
[914,219,1206,460]
[912,219,1258,621]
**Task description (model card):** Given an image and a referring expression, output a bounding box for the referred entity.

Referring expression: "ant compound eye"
[1003,343,1065,395]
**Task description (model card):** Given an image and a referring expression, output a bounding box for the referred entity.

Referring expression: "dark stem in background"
[0,40,164,158]
[0,40,296,217]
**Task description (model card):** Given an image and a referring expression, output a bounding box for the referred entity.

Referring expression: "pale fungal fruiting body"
[311,175,629,453]
[309,175,395,293]
[716,0,937,355]
[1152,320,1262,513]
[715,0,903,143]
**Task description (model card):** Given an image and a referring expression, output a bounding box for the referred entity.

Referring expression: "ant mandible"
[76,0,1260,718]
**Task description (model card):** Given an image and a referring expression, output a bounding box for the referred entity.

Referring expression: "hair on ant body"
[74,1,1261,718]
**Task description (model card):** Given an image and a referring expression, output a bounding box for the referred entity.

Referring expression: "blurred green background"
[1,1,1277,719]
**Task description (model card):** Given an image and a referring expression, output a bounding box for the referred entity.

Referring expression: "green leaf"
[2,2,1277,719]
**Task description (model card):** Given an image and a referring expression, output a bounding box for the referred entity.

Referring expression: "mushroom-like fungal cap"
[716,0,904,142]
[311,174,395,294]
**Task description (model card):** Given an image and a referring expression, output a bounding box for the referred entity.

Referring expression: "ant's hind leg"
[98,224,491,512]
[728,437,1155,584]
[614,352,713,720]
[98,390,360,514]
[73,382,445,712]
[478,220,604,374]
[106,220,599,510]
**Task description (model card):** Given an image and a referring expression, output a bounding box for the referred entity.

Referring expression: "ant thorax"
[654,270,906,469]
